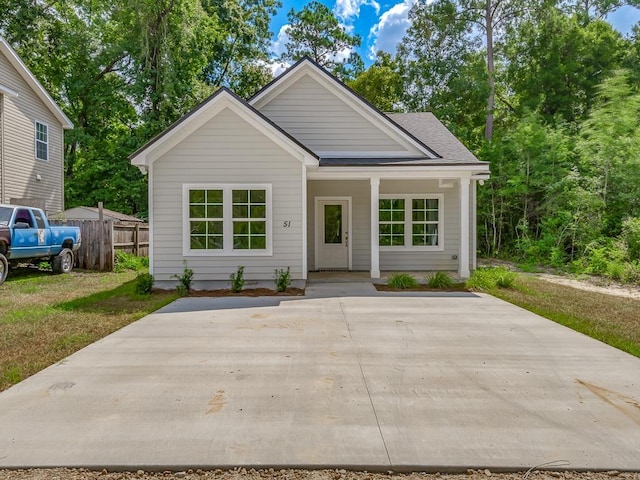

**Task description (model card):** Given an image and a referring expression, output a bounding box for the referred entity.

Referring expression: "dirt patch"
[1,468,638,480]
[375,284,470,293]
[186,287,305,297]
[533,273,640,301]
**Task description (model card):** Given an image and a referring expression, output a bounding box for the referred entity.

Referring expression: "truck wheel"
[0,253,7,285]
[52,248,74,274]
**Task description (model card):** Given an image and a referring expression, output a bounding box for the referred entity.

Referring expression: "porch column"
[459,177,470,278]
[370,177,380,278]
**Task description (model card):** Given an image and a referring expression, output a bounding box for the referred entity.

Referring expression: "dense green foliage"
[3,0,640,282]
[350,0,640,282]
[387,273,420,289]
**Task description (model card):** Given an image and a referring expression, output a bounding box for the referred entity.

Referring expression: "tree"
[348,52,403,111]
[504,11,624,124]
[202,0,280,97]
[280,1,363,80]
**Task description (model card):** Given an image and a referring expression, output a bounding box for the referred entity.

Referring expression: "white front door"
[316,199,349,270]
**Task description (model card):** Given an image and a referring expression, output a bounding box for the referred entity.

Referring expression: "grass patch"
[492,276,640,358]
[0,268,178,392]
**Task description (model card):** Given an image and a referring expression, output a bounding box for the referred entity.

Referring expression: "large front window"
[379,195,443,249]
[184,184,271,256]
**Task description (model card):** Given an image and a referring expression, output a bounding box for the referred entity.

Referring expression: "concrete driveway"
[0,284,639,472]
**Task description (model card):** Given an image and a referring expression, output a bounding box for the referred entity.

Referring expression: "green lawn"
[0,267,178,392]
[490,276,640,358]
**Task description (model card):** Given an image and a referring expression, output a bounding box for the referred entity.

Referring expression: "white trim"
[317,151,418,158]
[0,38,73,129]
[0,84,18,97]
[472,179,477,271]
[459,177,470,278]
[182,183,273,257]
[249,61,435,158]
[307,166,490,181]
[131,92,317,168]
[301,164,308,279]
[370,178,380,278]
[378,193,445,252]
[34,120,48,162]
[149,163,154,275]
[314,196,352,271]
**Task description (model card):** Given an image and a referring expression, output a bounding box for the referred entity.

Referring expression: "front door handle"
[345,231,349,247]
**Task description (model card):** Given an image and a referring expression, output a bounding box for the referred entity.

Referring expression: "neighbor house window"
[183,184,271,256]
[35,122,48,161]
[379,194,443,249]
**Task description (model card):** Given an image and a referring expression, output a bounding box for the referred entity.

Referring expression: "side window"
[14,209,34,228]
[35,121,48,161]
[33,210,46,229]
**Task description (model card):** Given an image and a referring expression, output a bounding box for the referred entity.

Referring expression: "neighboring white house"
[0,37,73,214]
[130,58,490,288]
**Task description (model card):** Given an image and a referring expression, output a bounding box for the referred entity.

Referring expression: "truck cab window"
[14,209,34,228]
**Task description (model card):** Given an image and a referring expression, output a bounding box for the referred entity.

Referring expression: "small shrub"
[172,261,194,296]
[387,273,419,289]
[135,272,154,295]
[466,267,517,290]
[621,261,640,285]
[274,267,292,292]
[426,271,454,288]
[622,217,640,260]
[230,266,245,293]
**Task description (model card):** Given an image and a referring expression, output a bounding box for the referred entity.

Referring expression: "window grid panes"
[232,189,266,250]
[35,122,48,161]
[189,189,223,250]
[412,198,439,246]
[379,199,405,246]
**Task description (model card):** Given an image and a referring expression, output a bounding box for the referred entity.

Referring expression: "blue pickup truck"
[0,204,81,285]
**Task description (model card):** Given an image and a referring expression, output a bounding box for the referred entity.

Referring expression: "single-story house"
[63,206,145,223]
[130,58,490,288]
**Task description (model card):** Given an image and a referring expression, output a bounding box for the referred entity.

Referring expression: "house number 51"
[283,221,291,228]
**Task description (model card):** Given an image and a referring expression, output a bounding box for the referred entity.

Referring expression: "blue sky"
[270,1,640,67]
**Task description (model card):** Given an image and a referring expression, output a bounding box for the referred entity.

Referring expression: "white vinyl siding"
[153,107,304,282]
[258,75,417,155]
[0,52,64,212]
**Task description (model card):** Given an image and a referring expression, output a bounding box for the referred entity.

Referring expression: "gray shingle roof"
[386,112,483,165]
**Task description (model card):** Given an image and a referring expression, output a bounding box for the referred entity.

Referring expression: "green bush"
[466,267,517,290]
[387,273,419,289]
[622,217,640,260]
[426,271,454,288]
[621,261,640,285]
[135,272,154,295]
[114,251,147,272]
[172,262,194,296]
[274,267,292,292]
[230,266,245,293]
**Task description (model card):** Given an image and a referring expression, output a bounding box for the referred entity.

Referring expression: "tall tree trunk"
[484,0,495,141]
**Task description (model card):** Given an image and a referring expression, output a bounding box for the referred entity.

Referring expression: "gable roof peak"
[0,37,73,129]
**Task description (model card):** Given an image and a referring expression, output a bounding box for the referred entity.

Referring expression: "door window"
[324,205,342,244]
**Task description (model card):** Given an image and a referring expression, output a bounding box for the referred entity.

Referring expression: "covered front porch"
[305,168,488,279]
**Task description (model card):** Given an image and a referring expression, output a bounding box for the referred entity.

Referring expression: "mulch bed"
[187,287,305,297]
[375,283,470,292]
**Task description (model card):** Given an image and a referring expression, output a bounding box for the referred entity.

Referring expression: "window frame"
[183,183,272,257]
[378,193,444,251]
[35,121,48,161]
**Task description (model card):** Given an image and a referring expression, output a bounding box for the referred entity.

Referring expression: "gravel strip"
[0,469,638,480]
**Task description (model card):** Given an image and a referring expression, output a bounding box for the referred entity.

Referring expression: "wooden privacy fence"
[50,220,149,272]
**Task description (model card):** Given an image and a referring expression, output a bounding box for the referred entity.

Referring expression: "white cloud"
[334,0,380,22]
[368,0,417,59]
[271,24,291,57]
